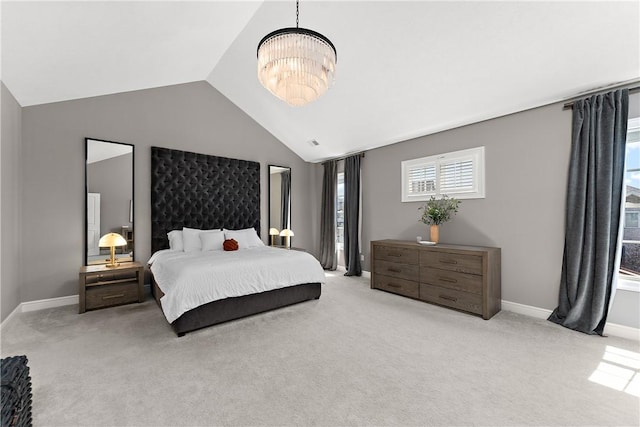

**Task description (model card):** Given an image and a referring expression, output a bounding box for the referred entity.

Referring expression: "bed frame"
[151,277,320,336]
[150,147,321,336]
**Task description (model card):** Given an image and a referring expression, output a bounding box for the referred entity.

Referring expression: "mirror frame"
[84,138,135,266]
[268,165,292,245]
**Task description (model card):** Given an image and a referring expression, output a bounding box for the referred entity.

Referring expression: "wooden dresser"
[371,240,501,319]
[79,262,144,313]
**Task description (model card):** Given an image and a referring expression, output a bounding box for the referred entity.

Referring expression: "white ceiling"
[2,1,639,163]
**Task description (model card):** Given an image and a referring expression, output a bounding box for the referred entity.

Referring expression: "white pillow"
[182,227,203,252]
[167,230,184,251]
[224,228,265,249]
[201,229,225,251]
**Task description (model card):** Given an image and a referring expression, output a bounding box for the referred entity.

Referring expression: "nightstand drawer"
[374,245,419,265]
[85,282,138,310]
[373,260,419,282]
[373,275,419,299]
[85,270,137,285]
[419,284,482,315]
[420,267,482,295]
[420,251,482,275]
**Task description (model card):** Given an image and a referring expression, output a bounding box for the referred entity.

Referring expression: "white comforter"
[149,247,326,323]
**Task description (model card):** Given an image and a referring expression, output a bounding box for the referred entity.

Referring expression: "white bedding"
[149,247,326,323]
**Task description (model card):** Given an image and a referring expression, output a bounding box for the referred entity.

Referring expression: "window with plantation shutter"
[401,146,485,202]
[408,162,436,195]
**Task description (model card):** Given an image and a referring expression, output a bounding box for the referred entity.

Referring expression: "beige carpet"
[1,272,639,426]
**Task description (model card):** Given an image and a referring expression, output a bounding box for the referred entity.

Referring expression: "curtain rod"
[323,152,365,164]
[562,85,640,110]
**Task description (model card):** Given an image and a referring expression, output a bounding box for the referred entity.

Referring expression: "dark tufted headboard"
[151,147,260,253]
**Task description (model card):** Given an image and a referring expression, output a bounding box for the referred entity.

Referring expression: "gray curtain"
[319,160,337,270]
[548,89,629,335]
[280,170,291,230]
[344,155,362,276]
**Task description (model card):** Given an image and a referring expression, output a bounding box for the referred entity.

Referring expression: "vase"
[430,224,440,243]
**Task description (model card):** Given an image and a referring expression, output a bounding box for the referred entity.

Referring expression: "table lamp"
[269,228,280,246]
[279,229,294,249]
[99,232,127,267]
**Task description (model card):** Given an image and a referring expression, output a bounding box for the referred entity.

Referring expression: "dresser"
[371,240,501,319]
[78,262,144,313]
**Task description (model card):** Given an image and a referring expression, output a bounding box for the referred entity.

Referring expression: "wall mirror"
[268,165,291,245]
[85,138,134,265]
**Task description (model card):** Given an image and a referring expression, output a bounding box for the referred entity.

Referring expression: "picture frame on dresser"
[370,240,501,319]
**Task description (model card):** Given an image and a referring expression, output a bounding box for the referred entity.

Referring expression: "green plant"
[418,195,461,225]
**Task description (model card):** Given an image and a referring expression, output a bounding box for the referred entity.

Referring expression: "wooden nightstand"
[79,262,144,313]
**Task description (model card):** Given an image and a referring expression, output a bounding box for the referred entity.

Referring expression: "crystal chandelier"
[257,0,337,107]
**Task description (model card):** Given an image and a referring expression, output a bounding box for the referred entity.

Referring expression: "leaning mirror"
[268,165,291,245]
[85,138,134,265]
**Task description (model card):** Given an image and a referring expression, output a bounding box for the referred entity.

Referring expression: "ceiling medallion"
[257,0,337,107]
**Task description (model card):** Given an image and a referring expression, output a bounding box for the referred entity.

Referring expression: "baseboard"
[361,270,371,279]
[21,294,78,312]
[502,299,639,341]
[0,304,22,333]
[603,323,640,341]
[501,300,552,319]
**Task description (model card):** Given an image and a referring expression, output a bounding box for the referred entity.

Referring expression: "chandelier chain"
[296,0,299,28]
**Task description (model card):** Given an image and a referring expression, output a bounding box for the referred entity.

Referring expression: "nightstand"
[79,262,144,313]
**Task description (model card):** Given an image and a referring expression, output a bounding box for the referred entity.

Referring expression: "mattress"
[149,247,326,323]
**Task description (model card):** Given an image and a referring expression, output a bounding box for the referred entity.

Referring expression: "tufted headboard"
[151,147,260,253]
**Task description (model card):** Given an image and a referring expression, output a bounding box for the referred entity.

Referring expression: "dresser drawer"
[419,284,482,315]
[420,267,482,295]
[373,275,419,299]
[85,281,139,310]
[420,251,482,275]
[374,245,419,265]
[373,260,419,282]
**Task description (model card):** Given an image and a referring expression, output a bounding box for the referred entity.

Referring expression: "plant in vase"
[418,195,461,243]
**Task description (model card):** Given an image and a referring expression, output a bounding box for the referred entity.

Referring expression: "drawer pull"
[387,252,402,257]
[438,276,458,284]
[387,283,401,288]
[439,294,458,302]
[387,268,402,273]
[102,293,125,300]
[440,259,458,265]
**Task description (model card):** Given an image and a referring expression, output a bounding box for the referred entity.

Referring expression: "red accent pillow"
[223,238,239,251]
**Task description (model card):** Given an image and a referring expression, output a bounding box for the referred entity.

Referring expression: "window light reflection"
[588,345,640,397]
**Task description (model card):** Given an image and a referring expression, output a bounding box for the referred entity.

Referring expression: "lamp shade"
[98,233,127,248]
[269,228,280,236]
[279,229,295,237]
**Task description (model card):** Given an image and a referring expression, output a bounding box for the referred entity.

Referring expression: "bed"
[150,147,324,336]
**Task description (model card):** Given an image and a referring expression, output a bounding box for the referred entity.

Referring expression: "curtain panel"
[319,160,337,270]
[344,155,362,276]
[548,89,629,335]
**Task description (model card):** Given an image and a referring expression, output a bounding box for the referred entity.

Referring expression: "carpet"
[1,271,638,426]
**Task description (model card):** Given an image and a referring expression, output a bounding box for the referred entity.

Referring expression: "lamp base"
[105,247,119,268]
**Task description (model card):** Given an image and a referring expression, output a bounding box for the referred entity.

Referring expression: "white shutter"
[408,163,436,195]
[439,158,474,194]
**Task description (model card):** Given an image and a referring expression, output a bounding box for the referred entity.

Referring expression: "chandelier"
[257,0,337,107]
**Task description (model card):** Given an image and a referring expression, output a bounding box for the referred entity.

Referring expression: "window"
[625,212,639,228]
[336,172,345,253]
[401,146,485,202]
[619,117,640,291]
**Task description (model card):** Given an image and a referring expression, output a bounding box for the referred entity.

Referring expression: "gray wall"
[87,153,133,237]
[1,82,23,322]
[354,97,639,329]
[21,81,314,303]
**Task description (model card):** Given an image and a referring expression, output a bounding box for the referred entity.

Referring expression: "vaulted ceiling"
[2,1,638,162]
